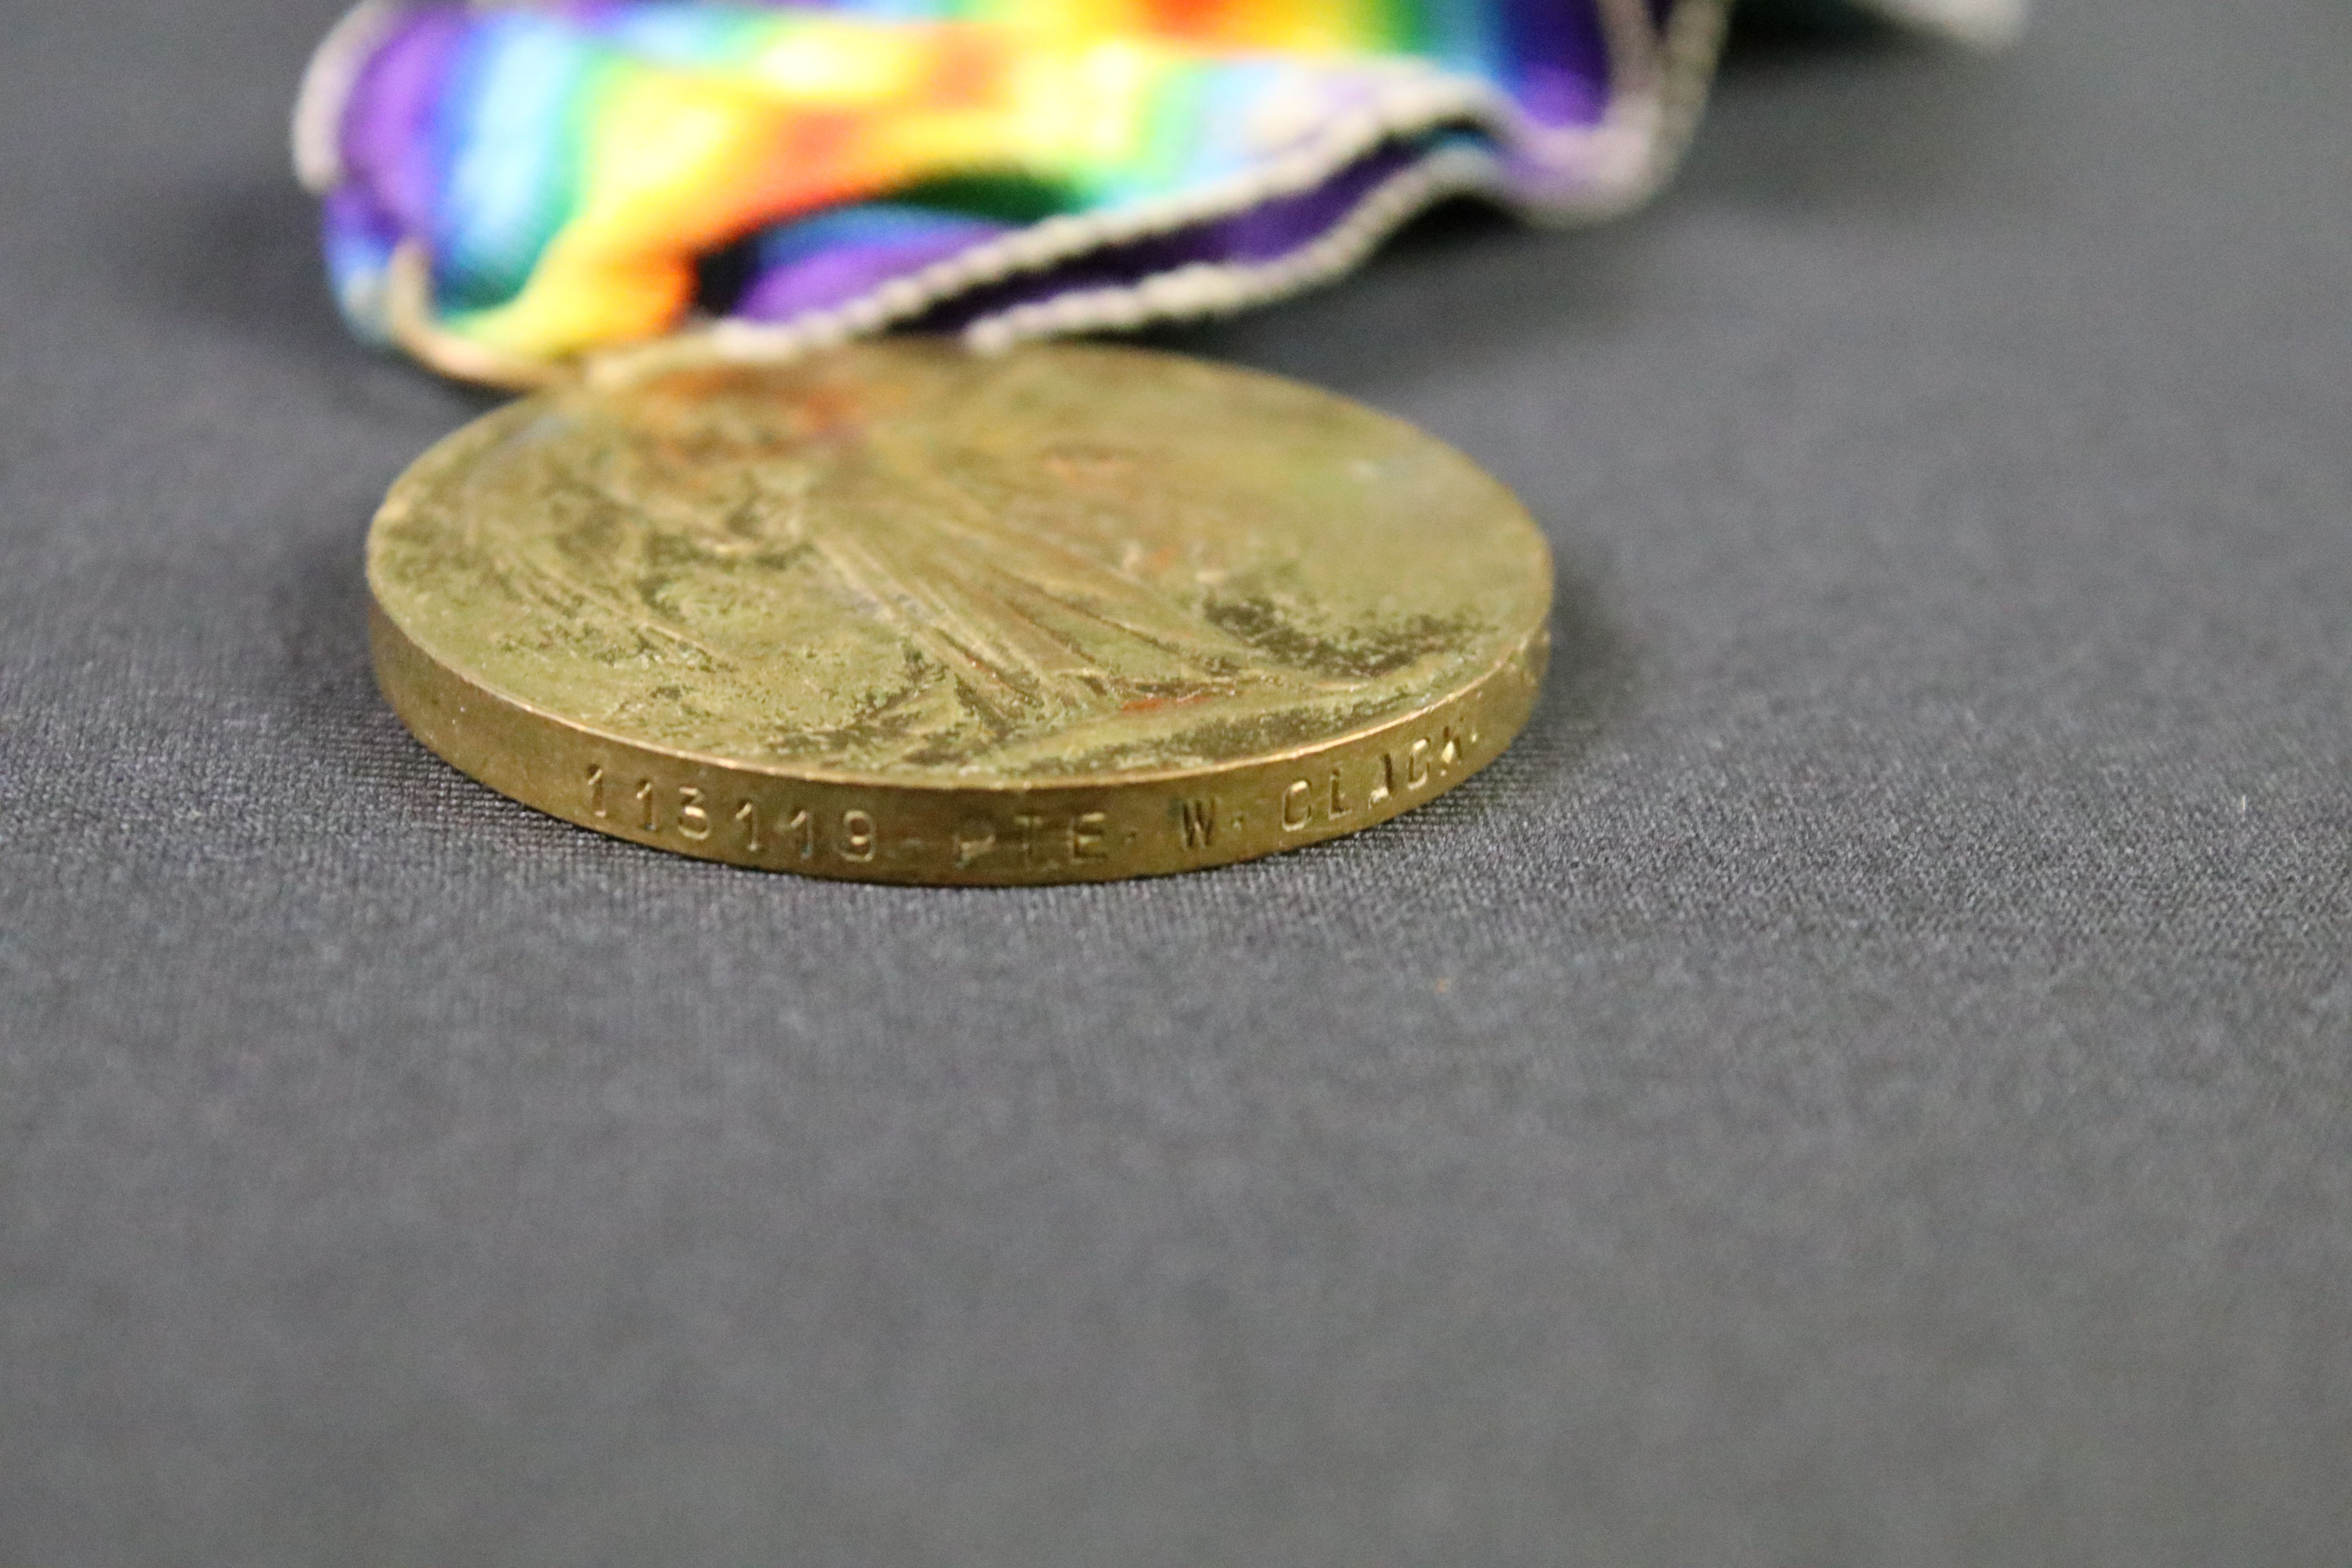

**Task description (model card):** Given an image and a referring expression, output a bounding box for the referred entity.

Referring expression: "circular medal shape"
[368,341,1552,883]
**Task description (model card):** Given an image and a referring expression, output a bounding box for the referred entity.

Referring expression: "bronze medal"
[369,340,1551,883]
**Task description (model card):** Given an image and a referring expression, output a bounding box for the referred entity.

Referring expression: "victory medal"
[368,340,1553,883]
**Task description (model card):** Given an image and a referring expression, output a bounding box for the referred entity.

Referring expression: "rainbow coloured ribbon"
[294,0,2022,383]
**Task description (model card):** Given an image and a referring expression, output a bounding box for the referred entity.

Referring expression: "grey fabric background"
[4,1,2350,1563]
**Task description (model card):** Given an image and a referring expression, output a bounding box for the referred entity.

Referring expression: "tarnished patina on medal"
[368,341,1552,883]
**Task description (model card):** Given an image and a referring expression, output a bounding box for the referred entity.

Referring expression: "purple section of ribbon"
[909,141,1440,332]
[1506,0,1615,128]
[341,10,467,240]
[739,227,1004,320]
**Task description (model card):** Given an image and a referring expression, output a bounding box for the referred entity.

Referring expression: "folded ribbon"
[294,0,2021,383]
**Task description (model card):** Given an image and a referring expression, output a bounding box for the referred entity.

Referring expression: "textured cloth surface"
[3,1,2350,1564]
